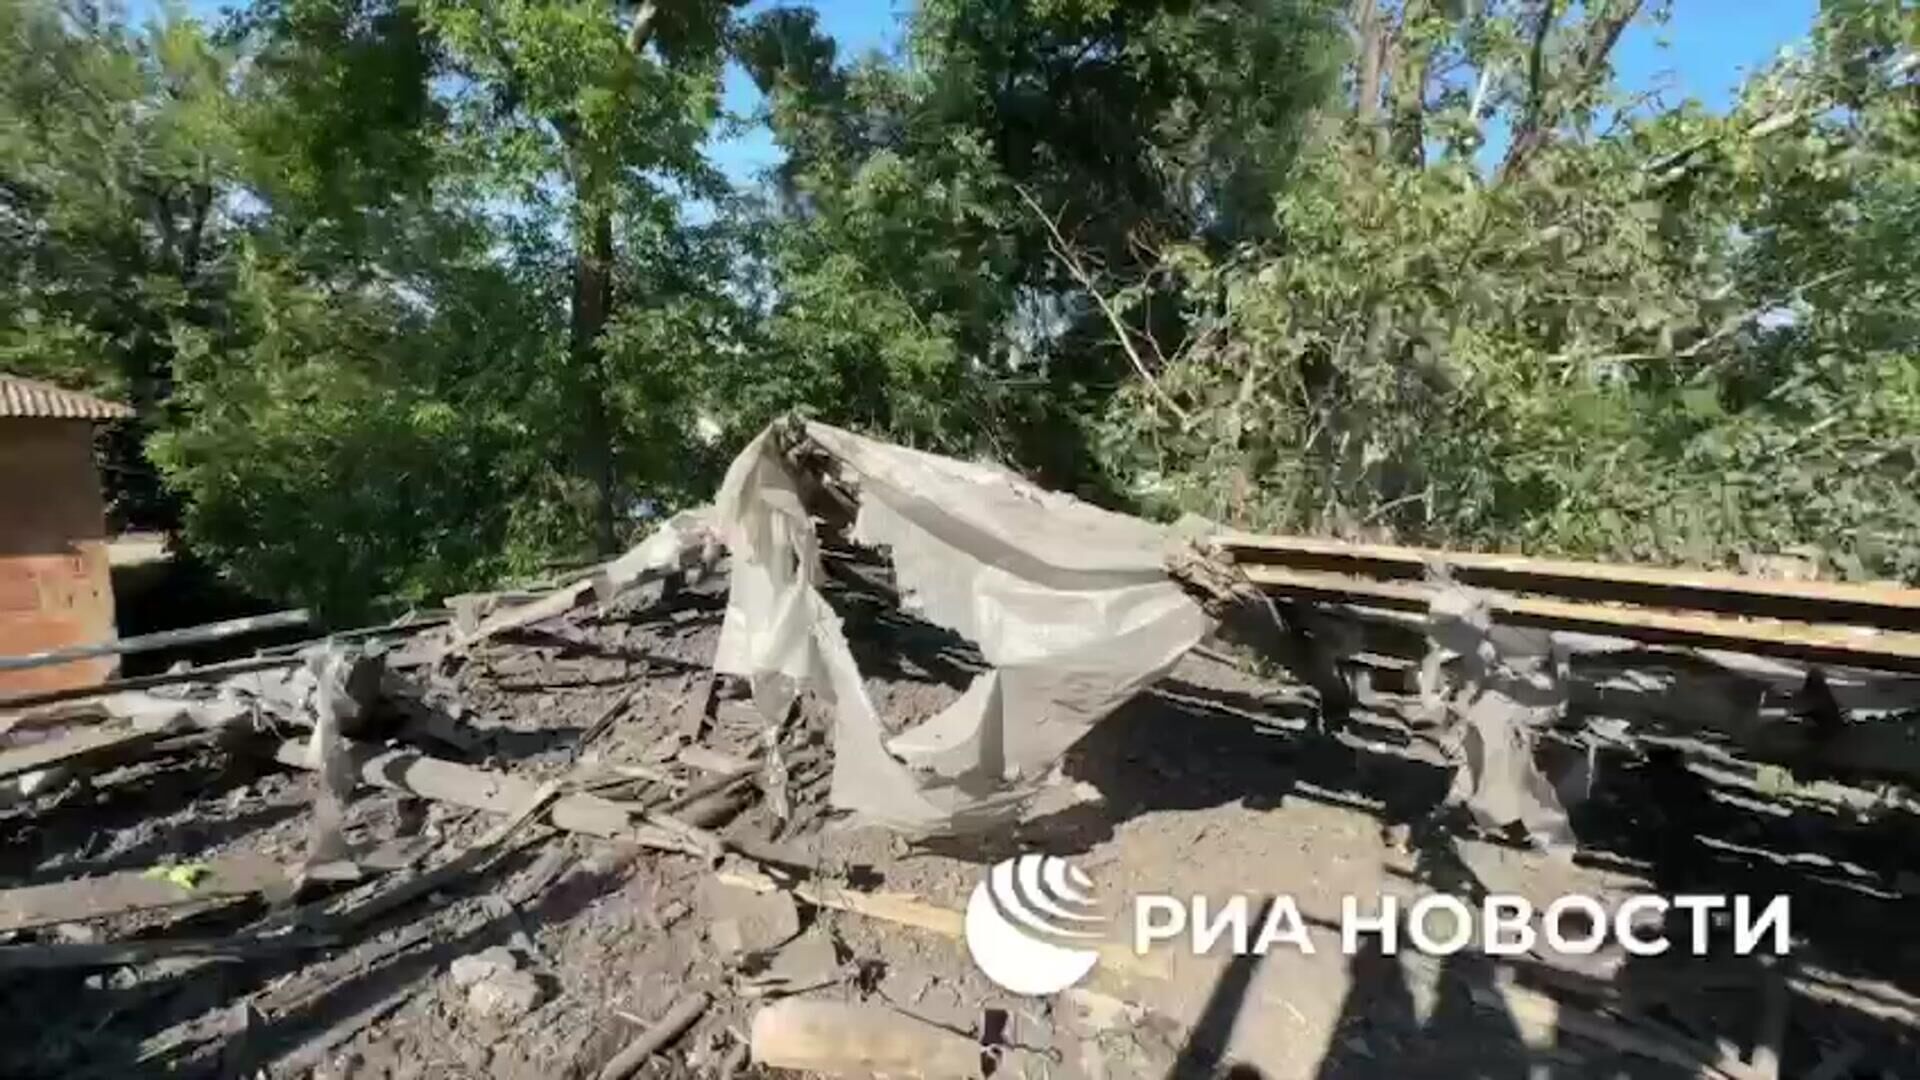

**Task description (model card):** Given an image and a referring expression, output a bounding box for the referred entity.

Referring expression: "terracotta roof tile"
[0,374,134,421]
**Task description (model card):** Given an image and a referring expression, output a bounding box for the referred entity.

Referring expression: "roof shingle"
[0,374,134,421]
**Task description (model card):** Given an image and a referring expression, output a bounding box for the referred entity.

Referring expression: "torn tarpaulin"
[1421,585,1579,853]
[712,421,1212,834]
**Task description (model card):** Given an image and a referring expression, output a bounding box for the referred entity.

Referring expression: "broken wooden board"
[0,932,332,971]
[714,866,1169,983]
[749,998,979,1080]
[0,853,294,934]
[595,991,710,1080]
[1219,531,1920,631]
[317,782,563,934]
[0,724,164,782]
[1239,564,1920,674]
[267,738,718,856]
[0,654,301,713]
[451,580,594,649]
[0,608,311,674]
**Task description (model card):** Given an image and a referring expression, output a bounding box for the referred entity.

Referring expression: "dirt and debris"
[4,421,1920,1079]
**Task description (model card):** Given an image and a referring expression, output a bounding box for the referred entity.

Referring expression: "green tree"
[1100,0,1920,580]
[420,0,737,553]
[731,0,1345,489]
[0,3,245,524]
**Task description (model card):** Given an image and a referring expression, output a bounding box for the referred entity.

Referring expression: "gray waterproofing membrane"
[605,421,1920,835]
[710,421,1212,834]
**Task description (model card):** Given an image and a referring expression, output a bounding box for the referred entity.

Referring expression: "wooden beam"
[1238,564,1920,674]
[266,738,717,857]
[0,853,291,934]
[0,725,164,782]
[0,933,331,971]
[0,609,311,673]
[0,654,300,713]
[1218,532,1920,631]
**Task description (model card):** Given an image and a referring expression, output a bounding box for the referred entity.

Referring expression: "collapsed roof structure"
[5,417,1920,1076]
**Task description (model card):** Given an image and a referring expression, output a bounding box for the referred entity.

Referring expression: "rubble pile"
[2,420,1919,1078]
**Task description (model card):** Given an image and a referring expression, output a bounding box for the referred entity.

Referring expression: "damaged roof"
[0,373,135,421]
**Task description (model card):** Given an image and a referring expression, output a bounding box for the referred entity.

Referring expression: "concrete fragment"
[651,898,690,930]
[709,919,745,956]
[1059,988,1144,1035]
[467,968,543,1022]
[749,999,981,1079]
[450,945,519,988]
[700,879,800,957]
[740,928,841,997]
[765,929,838,984]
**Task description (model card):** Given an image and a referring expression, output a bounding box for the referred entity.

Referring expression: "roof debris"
[3,419,1919,1077]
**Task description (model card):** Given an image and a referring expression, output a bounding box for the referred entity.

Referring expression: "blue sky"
[134,0,1820,184]
[707,0,1822,183]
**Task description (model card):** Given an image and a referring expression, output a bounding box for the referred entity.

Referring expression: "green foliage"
[1097,0,1920,581]
[5,0,1919,622]
[729,0,1347,479]
[0,5,255,523]
[150,245,549,617]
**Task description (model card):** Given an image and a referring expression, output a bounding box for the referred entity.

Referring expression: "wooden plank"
[0,933,331,971]
[0,654,300,714]
[453,580,593,648]
[0,853,291,933]
[317,782,563,933]
[1218,532,1920,631]
[267,738,717,857]
[714,867,1169,983]
[595,992,710,1080]
[0,725,163,782]
[0,609,311,673]
[1239,564,1920,674]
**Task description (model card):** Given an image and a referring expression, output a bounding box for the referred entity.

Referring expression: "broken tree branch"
[1502,0,1646,181]
[1016,187,1190,424]
[626,0,660,55]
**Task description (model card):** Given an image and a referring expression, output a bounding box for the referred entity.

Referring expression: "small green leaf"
[142,863,213,891]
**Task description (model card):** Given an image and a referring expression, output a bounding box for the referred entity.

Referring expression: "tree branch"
[1352,0,1385,127]
[1469,61,1501,135]
[1503,0,1646,181]
[627,0,660,55]
[1017,188,1189,424]
[1385,0,1432,166]
[1501,0,1560,178]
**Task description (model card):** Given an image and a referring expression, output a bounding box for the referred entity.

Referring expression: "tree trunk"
[1385,1,1430,167]
[555,2,668,556]
[1501,0,1644,181]
[1352,0,1384,127]
[570,205,618,556]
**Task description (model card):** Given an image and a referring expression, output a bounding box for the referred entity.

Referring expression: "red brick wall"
[0,420,117,695]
